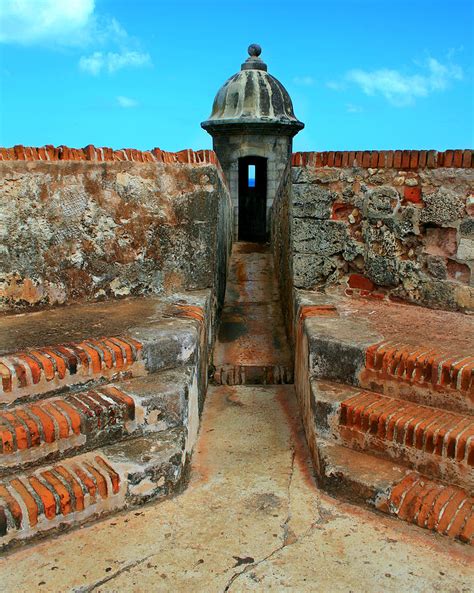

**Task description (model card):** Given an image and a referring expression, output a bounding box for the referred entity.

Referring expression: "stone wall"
[0,146,232,312]
[289,150,473,313]
[271,160,294,339]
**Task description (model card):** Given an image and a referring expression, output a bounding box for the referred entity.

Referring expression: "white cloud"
[0,0,153,76]
[293,76,315,87]
[0,0,95,45]
[117,96,138,108]
[344,58,463,106]
[79,50,151,75]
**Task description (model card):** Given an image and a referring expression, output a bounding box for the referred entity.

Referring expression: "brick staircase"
[0,293,211,549]
[294,292,473,545]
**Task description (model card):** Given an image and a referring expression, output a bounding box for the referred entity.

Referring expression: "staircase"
[294,291,473,545]
[0,293,211,549]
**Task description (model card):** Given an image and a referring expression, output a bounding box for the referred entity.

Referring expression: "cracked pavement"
[0,384,472,592]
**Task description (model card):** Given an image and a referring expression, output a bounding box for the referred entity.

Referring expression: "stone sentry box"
[202,44,304,241]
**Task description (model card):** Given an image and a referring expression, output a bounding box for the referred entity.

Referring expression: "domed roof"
[201,44,304,135]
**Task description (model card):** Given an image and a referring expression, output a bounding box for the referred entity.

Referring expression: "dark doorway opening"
[238,156,267,242]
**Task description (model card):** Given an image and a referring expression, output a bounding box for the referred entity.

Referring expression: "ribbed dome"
[202,45,304,133]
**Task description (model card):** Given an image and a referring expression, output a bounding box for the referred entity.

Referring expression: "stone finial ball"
[248,44,262,57]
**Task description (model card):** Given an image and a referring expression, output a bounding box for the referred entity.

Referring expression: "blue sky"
[0,0,473,152]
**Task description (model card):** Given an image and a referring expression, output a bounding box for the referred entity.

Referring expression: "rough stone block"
[292,184,337,218]
[292,220,347,255]
[293,254,339,288]
[456,238,474,262]
[421,188,465,225]
[364,186,400,219]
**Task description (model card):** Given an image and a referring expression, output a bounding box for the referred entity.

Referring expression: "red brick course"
[0,455,121,535]
[4,147,472,169]
[291,150,473,169]
[364,341,474,395]
[339,391,473,464]
[0,386,135,455]
[0,145,217,165]
[0,336,143,396]
[377,472,474,544]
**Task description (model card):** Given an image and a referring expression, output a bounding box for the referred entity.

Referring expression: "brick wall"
[274,149,473,314]
[0,145,231,312]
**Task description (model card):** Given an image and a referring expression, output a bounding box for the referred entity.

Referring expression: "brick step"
[0,368,196,476]
[316,439,474,545]
[311,380,473,490]
[213,364,293,386]
[0,428,186,550]
[361,341,473,415]
[296,296,474,414]
[0,300,208,406]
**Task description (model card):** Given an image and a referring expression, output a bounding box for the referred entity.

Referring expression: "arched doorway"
[238,156,267,242]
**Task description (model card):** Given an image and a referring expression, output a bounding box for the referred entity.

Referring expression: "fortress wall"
[0,146,232,312]
[271,160,294,340]
[288,149,473,312]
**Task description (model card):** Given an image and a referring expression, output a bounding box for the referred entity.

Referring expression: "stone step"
[0,295,209,406]
[0,368,196,476]
[0,429,186,550]
[295,293,474,414]
[311,380,473,490]
[316,439,474,545]
[213,363,293,386]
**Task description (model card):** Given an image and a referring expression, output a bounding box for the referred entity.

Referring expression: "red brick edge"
[0,385,134,455]
[339,391,473,465]
[0,145,217,165]
[292,149,473,169]
[0,454,120,535]
[376,472,474,544]
[0,336,143,394]
[363,342,474,394]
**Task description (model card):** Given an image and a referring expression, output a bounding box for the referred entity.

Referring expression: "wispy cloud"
[346,103,363,113]
[293,76,315,87]
[326,80,345,91]
[79,50,151,75]
[116,96,139,108]
[329,57,463,107]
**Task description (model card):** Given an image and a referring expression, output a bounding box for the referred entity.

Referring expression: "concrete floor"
[0,384,472,592]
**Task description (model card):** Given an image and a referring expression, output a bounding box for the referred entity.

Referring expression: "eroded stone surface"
[0,161,232,312]
[0,385,471,592]
[283,164,474,311]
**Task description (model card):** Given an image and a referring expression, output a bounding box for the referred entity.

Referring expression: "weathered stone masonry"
[0,145,233,548]
[273,149,473,327]
[0,145,231,312]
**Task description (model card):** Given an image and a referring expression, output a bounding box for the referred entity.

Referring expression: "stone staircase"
[0,292,212,549]
[294,291,473,545]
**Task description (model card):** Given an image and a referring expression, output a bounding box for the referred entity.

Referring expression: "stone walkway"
[212,242,293,385]
[0,243,472,591]
[0,384,472,592]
